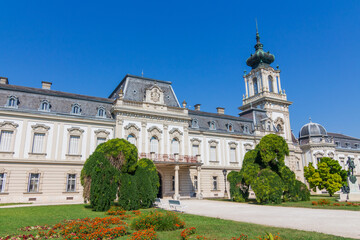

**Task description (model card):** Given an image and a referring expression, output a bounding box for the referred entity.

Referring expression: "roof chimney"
[194,104,201,111]
[217,107,225,114]
[42,81,52,90]
[0,77,9,85]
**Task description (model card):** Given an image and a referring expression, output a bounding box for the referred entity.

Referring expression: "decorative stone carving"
[145,85,164,104]
[67,127,84,135]
[228,141,238,148]
[208,140,219,146]
[148,126,163,140]
[31,124,50,132]
[94,129,110,138]
[0,121,19,129]
[124,123,140,139]
[169,128,183,141]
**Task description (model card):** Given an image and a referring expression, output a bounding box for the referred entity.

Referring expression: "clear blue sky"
[0,1,359,138]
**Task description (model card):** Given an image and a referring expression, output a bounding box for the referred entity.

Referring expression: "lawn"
[0,204,356,240]
[0,202,32,207]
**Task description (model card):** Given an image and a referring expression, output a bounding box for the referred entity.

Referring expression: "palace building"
[0,31,359,203]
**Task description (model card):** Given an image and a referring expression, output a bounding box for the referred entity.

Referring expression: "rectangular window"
[212,176,218,190]
[341,160,345,169]
[210,146,217,162]
[32,133,45,153]
[0,130,13,152]
[192,144,199,156]
[96,137,106,146]
[230,147,236,162]
[67,174,76,192]
[68,136,80,155]
[194,175,198,190]
[0,173,6,192]
[28,173,40,193]
[296,161,300,170]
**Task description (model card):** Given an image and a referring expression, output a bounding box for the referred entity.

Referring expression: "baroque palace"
[0,32,359,204]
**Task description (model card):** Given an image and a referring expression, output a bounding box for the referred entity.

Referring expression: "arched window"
[253,78,258,95]
[6,96,18,108]
[39,100,50,111]
[97,107,106,118]
[191,119,199,128]
[150,136,159,153]
[209,121,216,130]
[171,138,179,154]
[71,104,81,115]
[277,124,283,132]
[127,134,136,145]
[268,76,274,92]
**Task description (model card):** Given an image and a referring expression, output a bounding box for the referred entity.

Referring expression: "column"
[183,127,189,155]
[115,118,123,138]
[277,75,282,93]
[163,124,168,155]
[141,122,146,154]
[174,165,180,200]
[245,79,248,97]
[197,166,202,199]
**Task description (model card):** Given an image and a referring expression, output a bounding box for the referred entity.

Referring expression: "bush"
[107,206,126,216]
[227,171,248,202]
[88,152,120,211]
[96,138,138,174]
[118,173,140,211]
[252,169,284,204]
[241,150,261,186]
[131,210,185,231]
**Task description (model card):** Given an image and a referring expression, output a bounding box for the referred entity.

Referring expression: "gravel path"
[182,199,360,239]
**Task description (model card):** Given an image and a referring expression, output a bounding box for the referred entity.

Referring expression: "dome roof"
[299,121,327,139]
[246,32,275,69]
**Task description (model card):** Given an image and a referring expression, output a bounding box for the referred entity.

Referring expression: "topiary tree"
[304,157,347,196]
[81,138,159,211]
[228,134,310,204]
[252,169,284,204]
[227,171,249,202]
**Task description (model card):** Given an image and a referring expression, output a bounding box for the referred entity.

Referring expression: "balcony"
[139,153,200,165]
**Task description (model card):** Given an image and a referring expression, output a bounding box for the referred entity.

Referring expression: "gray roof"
[0,84,114,120]
[299,122,327,139]
[328,132,360,150]
[188,110,254,135]
[109,74,180,108]
[239,108,270,131]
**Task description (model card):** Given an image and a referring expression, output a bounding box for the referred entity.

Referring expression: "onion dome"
[246,31,275,69]
[299,119,327,139]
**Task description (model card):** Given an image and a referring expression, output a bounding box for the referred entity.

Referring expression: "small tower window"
[244,125,249,133]
[253,78,258,95]
[39,100,50,112]
[209,121,216,130]
[191,119,199,128]
[6,96,18,108]
[227,123,233,132]
[268,76,274,92]
[71,104,81,115]
[96,107,106,118]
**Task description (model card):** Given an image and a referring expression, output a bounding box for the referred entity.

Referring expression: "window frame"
[0,172,7,193]
[96,106,106,118]
[212,176,218,191]
[70,103,82,115]
[66,174,77,192]
[66,127,84,158]
[29,124,50,156]
[191,119,199,128]
[39,100,51,112]
[27,173,40,193]
[5,95,19,108]
[0,121,19,154]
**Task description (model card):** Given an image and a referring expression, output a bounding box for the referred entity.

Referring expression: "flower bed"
[312,199,360,207]
[129,228,158,240]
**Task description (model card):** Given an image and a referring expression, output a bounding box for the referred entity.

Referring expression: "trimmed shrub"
[227,171,248,202]
[131,210,185,231]
[118,173,140,211]
[241,150,261,186]
[252,169,284,204]
[256,134,289,167]
[96,138,138,174]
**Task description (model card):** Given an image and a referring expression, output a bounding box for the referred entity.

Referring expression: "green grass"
[0,204,356,240]
[0,202,32,206]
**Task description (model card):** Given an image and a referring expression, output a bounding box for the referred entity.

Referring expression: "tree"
[304,157,347,196]
[81,138,159,211]
[228,134,310,204]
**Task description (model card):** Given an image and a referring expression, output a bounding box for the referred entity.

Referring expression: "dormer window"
[345,142,350,148]
[355,143,359,149]
[244,125,249,134]
[335,141,340,147]
[71,104,81,115]
[39,100,50,112]
[191,119,199,128]
[209,121,216,130]
[6,96,18,108]
[227,123,233,132]
[96,106,106,118]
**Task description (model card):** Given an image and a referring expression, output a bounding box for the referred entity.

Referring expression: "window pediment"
[124,123,141,132]
[94,129,110,138]
[208,140,219,146]
[147,126,163,134]
[228,141,238,148]
[67,127,84,135]
[0,121,19,130]
[31,124,50,132]
[190,138,202,144]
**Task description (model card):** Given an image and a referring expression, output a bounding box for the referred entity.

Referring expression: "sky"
[0,0,359,137]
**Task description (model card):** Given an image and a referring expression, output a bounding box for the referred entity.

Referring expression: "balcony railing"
[139,153,199,164]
